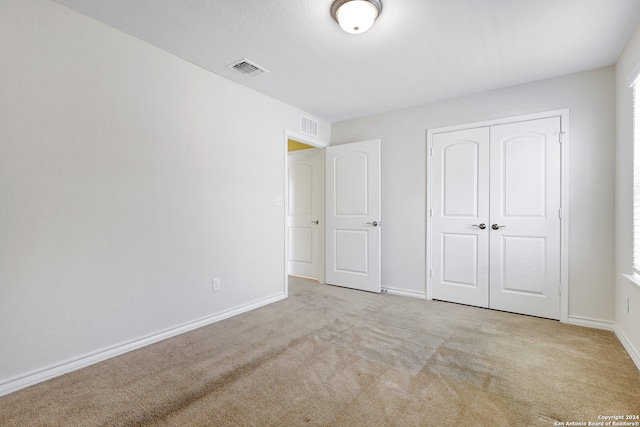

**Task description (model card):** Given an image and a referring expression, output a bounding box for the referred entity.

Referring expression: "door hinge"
[430,147,433,156]
[559,208,563,219]
[429,269,434,278]
[559,132,565,143]
[430,208,433,217]
[558,285,562,295]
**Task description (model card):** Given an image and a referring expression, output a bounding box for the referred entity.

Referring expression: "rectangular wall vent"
[300,115,318,137]
[227,58,268,78]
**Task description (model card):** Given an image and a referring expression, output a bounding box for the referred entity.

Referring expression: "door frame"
[284,131,327,297]
[426,109,570,322]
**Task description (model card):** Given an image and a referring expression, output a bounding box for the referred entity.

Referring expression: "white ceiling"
[51,0,640,122]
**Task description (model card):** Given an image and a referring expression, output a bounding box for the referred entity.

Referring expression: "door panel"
[335,153,368,215]
[335,229,369,274]
[290,163,313,215]
[443,142,481,217]
[289,227,312,263]
[431,127,490,307]
[489,117,561,319]
[502,133,547,217]
[326,139,381,293]
[441,233,479,287]
[501,236,546,294]
[288,150,320,278]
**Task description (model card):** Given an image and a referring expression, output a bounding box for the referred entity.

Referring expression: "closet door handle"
[492,224,506,230]
[472,223,486,230]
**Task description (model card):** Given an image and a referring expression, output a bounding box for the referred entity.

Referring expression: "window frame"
[624,73,640,290]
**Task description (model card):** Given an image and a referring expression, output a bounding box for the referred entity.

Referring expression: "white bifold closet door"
[431,117,562,320]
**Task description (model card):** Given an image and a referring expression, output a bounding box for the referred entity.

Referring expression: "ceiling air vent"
[227,58,268,78]
[300,114,318,137]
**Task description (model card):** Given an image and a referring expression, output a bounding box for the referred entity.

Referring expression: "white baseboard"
[0,293,286,397]
[566,315,616,331]
[614,325,640,372]
[567,316,640,372]
[3,296,638,397]
[382,287,427,299]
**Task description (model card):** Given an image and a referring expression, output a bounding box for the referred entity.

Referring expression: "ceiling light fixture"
[331,0,382,35]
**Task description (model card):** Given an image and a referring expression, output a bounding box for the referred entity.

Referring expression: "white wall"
[0,0,329,393]
[615,24,640,365]
[332,67,616,322]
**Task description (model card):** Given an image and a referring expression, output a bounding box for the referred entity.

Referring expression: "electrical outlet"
[213,278,221,292]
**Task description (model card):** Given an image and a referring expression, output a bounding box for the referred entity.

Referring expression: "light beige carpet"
[1,277,639,426]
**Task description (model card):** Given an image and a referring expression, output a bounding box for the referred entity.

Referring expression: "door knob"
[310,220,319,224]
[366,221,379,227]
[492,224,506,230]
[472,223,486,230]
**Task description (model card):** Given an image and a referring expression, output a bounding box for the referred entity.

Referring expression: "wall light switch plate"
[275,197,284,207]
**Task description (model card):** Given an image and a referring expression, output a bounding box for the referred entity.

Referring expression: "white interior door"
[326,139,381,293]
[430,116,563,320]
[288,149,320,278]
[431,127,490,307]
[489,118,561,319]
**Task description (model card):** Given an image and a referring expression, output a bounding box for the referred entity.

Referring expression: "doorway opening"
[284,133,383,296]
[284,133,326,296]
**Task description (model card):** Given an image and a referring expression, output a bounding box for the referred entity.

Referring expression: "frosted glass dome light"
[331,0,382,35]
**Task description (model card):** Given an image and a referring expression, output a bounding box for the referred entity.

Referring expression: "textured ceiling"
[51,0,640,122]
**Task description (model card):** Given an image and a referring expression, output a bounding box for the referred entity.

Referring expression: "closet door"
[489,117,561,319]
[430,116,563,320]
[431,127,490,307]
